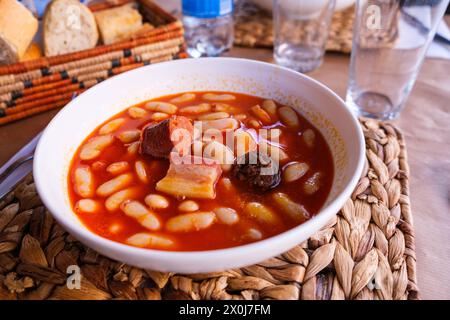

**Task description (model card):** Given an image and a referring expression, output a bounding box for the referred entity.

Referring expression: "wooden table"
[1,32,450,302]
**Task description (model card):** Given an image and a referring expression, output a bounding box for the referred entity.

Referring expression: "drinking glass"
[346,0,449,120]
[273,0,336,73]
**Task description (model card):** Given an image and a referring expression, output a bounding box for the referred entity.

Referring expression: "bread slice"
[43,0,99,57]
[0,0,38,65]
[95,3,143,45]
[20,43,43,62]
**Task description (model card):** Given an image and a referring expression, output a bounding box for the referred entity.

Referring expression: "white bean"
[178,200,199,212]
[278,106,299,129]
[246,228,262,240]
[99,118,125,134]
[213,103,240,113]
[105,187,138,211]
[203,93,236,101]
[179,103,211,115]
[219,177,233,192]
[126,233,174,248]
[248,118,262,129]
[166,212,216,232]
[214,207,239,225]
[244,202,279,224]
[304,172,322,195]
[74,166,94,197]
[121,200,147,218]
[272,192,309,222]
[170,93,196,103]
[197,112,230,121]
[203,141,235,172]
[96,173,133,197]
[79,135,114,160]
[262,100,277,117]
[145,194,169,209]
[283,162,309,183]
[258,141,289,163]
[117,130,140,143]
[127,141,140,155]
[234,114,247,121]
[302,129,316,148]
[128,107,147,119]
[202,118,239,131]
[140,215,162,231]
[251,105,272,124]
[145,101,177,114]
[150,112,169,121]
[135,161,148,184]
[75,199,100,213]
[106,161,129,175]
[121,200,161,230]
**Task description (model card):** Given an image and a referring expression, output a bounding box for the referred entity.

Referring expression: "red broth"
[68,92,334,251]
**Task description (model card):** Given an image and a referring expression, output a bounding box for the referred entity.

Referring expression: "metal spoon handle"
[0,155,34,185]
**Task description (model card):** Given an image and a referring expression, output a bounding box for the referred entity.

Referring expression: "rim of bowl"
[34,57,365,262]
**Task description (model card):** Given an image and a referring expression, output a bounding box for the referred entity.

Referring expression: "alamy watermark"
[168,121,280,175]
[66,265,81,290]
[366,5,382,30]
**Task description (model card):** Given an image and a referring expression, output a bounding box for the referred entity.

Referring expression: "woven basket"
[0,0,186,126]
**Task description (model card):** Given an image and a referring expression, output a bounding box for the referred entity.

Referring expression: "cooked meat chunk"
[232,151,281,192]
[156,155,222,199]
[139,116,193,159]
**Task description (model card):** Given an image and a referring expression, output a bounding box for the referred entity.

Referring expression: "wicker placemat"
[0,119,418,300]
[234,2,354,53]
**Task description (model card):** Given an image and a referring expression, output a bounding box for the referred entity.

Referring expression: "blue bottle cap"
[182,0,233,18]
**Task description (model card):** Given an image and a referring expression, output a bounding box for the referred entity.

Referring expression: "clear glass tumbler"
[346,0,449,120]
[273,0,336,73]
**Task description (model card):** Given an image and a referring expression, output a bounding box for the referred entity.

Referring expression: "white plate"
[34,58,364,273]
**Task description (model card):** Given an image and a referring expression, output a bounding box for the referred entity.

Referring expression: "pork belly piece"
[156,155,222,199]
[140,116,193,159]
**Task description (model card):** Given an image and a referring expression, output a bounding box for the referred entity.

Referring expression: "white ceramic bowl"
[34,58,364,273]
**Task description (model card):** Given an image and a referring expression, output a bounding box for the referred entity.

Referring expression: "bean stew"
[68,92,334,251]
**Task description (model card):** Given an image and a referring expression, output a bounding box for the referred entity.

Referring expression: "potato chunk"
[156,155,222,199]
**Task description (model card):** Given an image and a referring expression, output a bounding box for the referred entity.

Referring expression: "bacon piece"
[156,155,222,199]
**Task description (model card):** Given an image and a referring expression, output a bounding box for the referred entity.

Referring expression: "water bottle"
[182,0,234,58]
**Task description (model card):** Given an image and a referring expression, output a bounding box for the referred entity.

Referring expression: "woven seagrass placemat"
[234,2,354,53]
[0,119,418,300]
